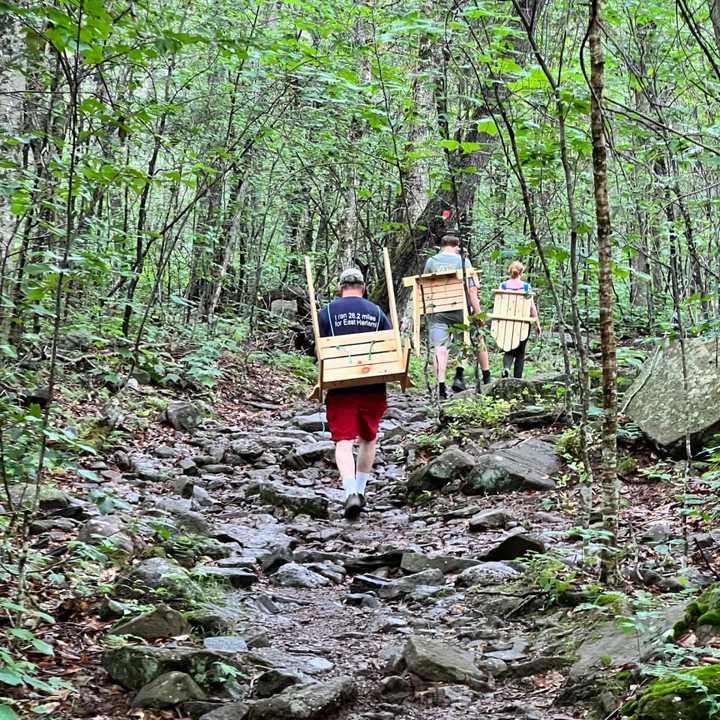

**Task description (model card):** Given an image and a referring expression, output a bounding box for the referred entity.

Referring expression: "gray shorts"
[427,310,464,348]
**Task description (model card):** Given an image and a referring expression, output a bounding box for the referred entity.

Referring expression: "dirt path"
[22,366,698,720]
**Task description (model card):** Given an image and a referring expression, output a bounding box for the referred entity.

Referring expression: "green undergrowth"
[441,395,516,427]
[250,349,316,387]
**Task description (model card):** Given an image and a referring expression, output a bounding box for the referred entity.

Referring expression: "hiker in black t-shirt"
[319,268,391,520]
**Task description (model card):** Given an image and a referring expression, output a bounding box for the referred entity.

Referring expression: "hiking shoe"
[502,369,509,379]
[359,494,366,508]
[451,377,466,393]
[438,383,448,400]
[344,494,362,520]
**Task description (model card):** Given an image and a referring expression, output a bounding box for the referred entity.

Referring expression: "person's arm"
[464,261,481,314]
[379,308,392,330]
[468,284,482,315]
[530,295,541,335]
[318,305,330,337]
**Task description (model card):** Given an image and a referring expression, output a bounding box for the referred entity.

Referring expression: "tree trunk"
[588,0,619,583]
[710,0,720,52]
[370,0,547,309]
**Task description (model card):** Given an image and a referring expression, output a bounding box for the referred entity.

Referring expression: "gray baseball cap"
[339,268,364,285]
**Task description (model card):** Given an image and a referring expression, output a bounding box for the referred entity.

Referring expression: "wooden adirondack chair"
[402,269,477,355]
[489,289,534,351]
[305,248,413,401]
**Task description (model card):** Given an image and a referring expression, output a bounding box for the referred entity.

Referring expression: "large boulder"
[406,447,476,495]
[401,636,491,689]
[461,438,560,494]
[625,337,720,450]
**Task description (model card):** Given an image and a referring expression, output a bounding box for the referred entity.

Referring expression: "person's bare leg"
[357,438,377,474]
[477,337,491,384]
[435,345,449,395]
[356,437,377,499]
[335,440,356,499]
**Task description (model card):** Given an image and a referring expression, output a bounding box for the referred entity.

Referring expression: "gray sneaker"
[344,494,362,520]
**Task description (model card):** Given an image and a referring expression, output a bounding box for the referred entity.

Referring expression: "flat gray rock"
[246,648,334,676]
[272,562,330,589]
[284,442,335,469]
[199,702,249,719]
[203,636,249,653]
[293,412,327,433]
[401,636,491,689]
[379,569,445,599]
[110,604,189,639]
[257,482,329,519]
[246,677,356,719]
[400,552,479,575]
[455,562,520,587]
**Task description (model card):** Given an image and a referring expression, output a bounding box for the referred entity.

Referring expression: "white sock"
[342,476,357,500]
[356,472,372,496]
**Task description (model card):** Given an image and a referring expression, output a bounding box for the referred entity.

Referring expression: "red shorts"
[326,392,388,442]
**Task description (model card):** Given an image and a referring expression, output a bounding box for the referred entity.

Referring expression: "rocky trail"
[13,362,720,720]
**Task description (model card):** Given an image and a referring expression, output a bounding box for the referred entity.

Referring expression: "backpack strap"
[523,282,529,292]
[327,301,335,337]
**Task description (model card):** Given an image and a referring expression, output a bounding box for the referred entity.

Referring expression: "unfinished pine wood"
[304,252,412,399]
[490,290,533,352]
[316,329,396,350]
[403,269,477,355]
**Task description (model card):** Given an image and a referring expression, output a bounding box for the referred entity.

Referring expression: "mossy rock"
[622,665,720,719]
[673,585,720,642]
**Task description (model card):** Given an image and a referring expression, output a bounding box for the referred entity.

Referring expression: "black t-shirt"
[318,297,391,396]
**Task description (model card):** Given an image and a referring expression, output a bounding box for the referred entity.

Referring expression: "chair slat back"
[490,290,533,352]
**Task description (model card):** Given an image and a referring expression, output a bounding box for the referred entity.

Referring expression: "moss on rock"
[673,585,720,640]
[622,665,720,720]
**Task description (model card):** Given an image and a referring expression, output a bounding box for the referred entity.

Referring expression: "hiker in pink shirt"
[499,261,542,378]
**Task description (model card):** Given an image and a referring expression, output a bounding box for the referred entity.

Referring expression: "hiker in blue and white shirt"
[500,260,542,379]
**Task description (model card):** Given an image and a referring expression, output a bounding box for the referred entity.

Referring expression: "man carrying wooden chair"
[423,232,491,398]
[318,268,391,520]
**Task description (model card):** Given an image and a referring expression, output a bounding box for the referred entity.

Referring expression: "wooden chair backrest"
[489,290,534,352]
[402,270,477,355]
[304,249,412,398]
